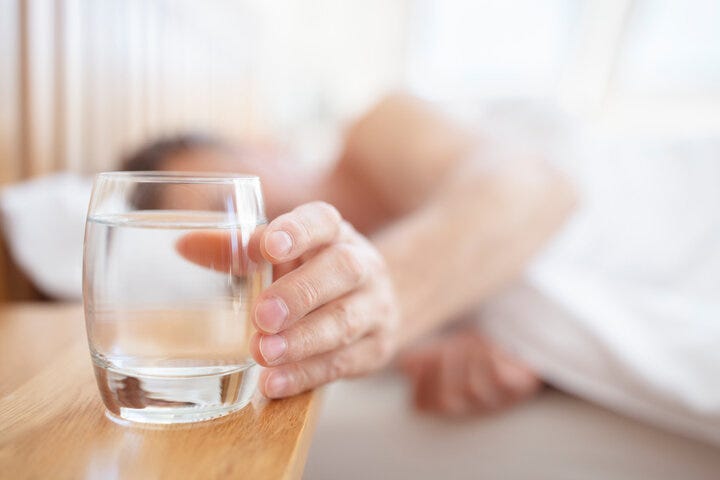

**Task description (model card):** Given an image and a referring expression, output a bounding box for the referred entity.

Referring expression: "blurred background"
[2,1,720,476]
[1,0,715,299]
[2,0,719,184]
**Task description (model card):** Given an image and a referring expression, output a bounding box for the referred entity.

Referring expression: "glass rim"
[97,171,261,184]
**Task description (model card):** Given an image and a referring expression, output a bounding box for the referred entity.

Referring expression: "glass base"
[93,360,260,424]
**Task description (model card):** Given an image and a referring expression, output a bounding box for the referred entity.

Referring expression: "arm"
[375,155,576,345]
[330,94,576,344]
[178,95,575,399]
[251,96,574,398]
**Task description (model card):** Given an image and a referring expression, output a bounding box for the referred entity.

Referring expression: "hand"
[247,202,400,397]
[174,201,400,398]
[400,330,541,415]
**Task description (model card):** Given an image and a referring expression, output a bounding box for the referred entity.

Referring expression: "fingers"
[411,345,467,414]
[175,200,344,271]
[465,347,505,411]
[174,201,398,400]
[175,225,268,271]
[175,230,243,272]
[261,201,342,262]
[487,347,542,400]
[399,347,434,378]
[259,334,394,398]
[254,241,370,333]
[403,332,542,416]
[438,346,470,414]
[250,289,382,366]
[413,351,441,411]
[399,342,443,409]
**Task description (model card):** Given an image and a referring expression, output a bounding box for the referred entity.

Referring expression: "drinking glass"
[83,172,270,424]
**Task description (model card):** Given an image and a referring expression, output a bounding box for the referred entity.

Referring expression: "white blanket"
[478,119,720,445]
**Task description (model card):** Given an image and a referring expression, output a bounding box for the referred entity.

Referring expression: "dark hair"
[118,132,232,209]
[119,132,231,172]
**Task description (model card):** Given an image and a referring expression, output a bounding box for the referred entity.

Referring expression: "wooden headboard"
[0,225,43,302]
[1,0,270,303]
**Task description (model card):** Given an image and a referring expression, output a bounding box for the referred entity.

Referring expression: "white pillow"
[0,173,91,300]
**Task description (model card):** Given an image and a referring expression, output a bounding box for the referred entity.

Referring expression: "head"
[119,133,237,174]
[118,132,289,213]
[119,133,236,210]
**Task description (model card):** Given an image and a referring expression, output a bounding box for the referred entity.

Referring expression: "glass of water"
[83,172,270,424]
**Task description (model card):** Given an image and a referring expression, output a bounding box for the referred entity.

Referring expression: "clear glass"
[83,171,270,424]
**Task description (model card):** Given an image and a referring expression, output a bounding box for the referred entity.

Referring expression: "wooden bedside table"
[0,303,320,479]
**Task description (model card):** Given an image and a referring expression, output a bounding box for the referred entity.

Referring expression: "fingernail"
[259,335,287,363]
[265,372,289,398]
[266,231,293,259]
[255,297,288,333]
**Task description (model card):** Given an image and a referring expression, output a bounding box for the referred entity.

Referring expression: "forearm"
[373,156,576,346]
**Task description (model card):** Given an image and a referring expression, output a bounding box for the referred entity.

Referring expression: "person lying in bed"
[120,94,575,415]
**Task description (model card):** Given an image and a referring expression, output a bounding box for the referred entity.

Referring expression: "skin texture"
[161,94,576,414]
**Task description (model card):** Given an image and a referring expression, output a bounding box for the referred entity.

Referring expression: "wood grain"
[0,303,320,480]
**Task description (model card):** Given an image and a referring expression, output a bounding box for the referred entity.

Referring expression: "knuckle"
[366,246,386,272]
[327,351,352,381]
[376,294,400,336]
[311,201,342,225]
[331,302,360,346]
[338,219,357,237]
[293,324,322,358]
[285,202,341,249]
[332,243,366,284]
[294,276,320,311]
[373,335,396,367]
[281,218,312,248]
[289,365,312,393]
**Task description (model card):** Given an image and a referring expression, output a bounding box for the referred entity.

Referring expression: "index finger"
[175,226,266,272]
[261,201,342,263]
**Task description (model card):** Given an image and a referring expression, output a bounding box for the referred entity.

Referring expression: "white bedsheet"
[480,130,720,445]
[306,374,720,480]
